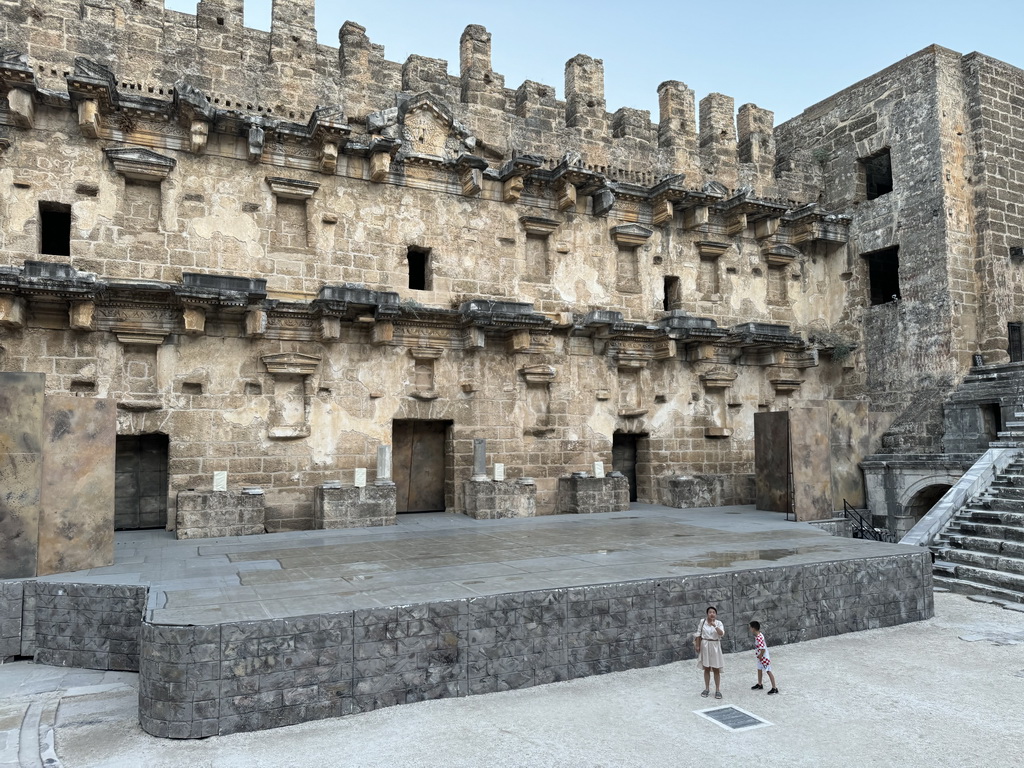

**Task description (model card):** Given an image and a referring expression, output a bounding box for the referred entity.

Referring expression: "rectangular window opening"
[864,246,900,306]
[39,202,72,256]
[1009,322,1023,363]
[861,148,893,200]
[408,247,431,291]
[663,276,681,311]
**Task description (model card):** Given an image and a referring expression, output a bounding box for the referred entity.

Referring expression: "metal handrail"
[843,499,898,543]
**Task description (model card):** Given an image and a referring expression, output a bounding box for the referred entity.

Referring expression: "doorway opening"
[612,432,648,502]
[114,433,169,530]
[392,420,451,513]
[904,484,952,522]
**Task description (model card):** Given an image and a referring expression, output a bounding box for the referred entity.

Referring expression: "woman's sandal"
[714,691,723,699]
[701,689,709,698]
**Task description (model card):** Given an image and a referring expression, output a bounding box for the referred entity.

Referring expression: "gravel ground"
[33,592,1024,767]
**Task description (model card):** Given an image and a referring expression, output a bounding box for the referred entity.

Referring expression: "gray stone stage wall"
[0,581,147,670]
[138,550,932,739]
[0,581,24,660]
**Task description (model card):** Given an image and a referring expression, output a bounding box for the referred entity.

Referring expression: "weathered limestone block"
[175,491,265,539]
[0,295,26,327]
[662,474,754,509]
[0,372,45,579]
[6,87,35,129]
[37,395,116,575]
[463,479,537,520]
[313,484,396,528]
[556,474,629,514]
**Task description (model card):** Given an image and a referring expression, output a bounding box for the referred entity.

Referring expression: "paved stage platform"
[2,505,933,739]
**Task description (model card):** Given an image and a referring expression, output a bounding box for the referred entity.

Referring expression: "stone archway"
[903,483,953,524]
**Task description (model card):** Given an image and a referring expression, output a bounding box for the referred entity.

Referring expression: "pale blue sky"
[164,1,1022,124]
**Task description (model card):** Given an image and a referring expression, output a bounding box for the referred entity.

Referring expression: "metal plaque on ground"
[694,705,773,732]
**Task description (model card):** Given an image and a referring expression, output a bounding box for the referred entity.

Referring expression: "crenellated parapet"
[0,2,789,197]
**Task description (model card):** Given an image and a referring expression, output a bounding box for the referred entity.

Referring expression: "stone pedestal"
[662,473,754,509]
[314,483,396,528]
[463,479,537,519]
[557,474,629,514]
[175,491,265,539]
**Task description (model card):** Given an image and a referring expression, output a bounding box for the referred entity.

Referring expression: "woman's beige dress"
[696,619,725,669]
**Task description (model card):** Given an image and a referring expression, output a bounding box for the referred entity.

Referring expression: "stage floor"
[36,504,913,626]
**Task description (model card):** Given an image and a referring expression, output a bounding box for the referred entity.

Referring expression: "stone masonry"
[0,3,1022,538]
[313,483,397,528]
[463,479,537,520]
[175,490,266,539]
[137,550,932,738]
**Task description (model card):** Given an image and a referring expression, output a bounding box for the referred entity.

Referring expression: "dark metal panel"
[754,412,790,513]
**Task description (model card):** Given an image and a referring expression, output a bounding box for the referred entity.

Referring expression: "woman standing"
[695,606,726,699]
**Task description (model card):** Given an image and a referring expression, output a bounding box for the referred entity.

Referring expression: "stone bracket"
[455,154,487,196]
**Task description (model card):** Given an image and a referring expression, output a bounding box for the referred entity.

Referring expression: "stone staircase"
[932,432,1024,603]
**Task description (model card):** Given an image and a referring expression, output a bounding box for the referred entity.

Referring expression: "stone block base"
[175,491,265,539]
[314,484,396,529]
[463,479,537,519]
[11,581,147,670]
[557,475,629,514]
[661,473,755,508]
[138,549,932,738]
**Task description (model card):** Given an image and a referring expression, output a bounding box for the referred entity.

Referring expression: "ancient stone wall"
[961,54,1024,363]
[0,1,857,526]
[775,46,985,453]
[3,3,1021,525]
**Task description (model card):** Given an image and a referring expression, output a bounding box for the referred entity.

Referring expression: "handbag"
[694,619,704,654]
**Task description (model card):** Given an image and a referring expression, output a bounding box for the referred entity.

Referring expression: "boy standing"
[749,621,779,694]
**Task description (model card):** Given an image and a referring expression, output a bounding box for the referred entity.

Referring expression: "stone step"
[932,574,1024,604]
[958,521,1024,541]
[960,509,1024,528]
[981,486,1024,501]
[937,548,1024,575]
[946,535,1024,558]
[936,562,1024,594]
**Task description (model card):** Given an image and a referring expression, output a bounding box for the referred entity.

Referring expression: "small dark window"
[861,149,893,200]
[407,247,431,291]
[216,17,225,26]
[864,246,900,305]
[663,276,681,311]
[39,202,72,256]
[1009,322,1024,362]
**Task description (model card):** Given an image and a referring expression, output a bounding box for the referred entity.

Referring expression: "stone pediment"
[702,180,729,198]
[105,147,176,181]
[395,92,476,158]
[610,224,653,247]
[763,243,801,266]
[262,353,321,376]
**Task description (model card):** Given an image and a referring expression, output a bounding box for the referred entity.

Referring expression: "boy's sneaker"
[767,688,779,695]
[751,683,763,690]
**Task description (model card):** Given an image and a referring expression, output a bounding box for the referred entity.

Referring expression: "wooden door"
[114,434,168,529]
[393,420,448,513]
[612,433,639,502]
